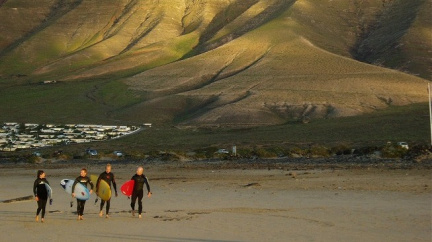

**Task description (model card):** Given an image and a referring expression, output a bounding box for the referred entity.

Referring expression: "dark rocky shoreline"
[1,155,431,171]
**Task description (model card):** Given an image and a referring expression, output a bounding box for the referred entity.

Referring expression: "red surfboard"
[120,180,135,196]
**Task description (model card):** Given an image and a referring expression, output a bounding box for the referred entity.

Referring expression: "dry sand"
[0,162,430,242]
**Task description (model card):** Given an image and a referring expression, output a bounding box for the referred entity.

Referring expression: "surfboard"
[90,175,112,201]
[120,180,135,197]
[45,183,53,199]
[60,179,90,200]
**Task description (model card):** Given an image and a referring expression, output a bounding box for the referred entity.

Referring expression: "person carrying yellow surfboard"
[97,164,118,218]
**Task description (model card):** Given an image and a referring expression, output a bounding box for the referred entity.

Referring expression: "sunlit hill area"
[0,0,431,150]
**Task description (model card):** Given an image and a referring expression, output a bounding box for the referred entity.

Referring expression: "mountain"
[0,0,430,126]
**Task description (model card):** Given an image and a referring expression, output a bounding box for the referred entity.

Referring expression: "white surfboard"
[60,179,90,200]
[45,183,53,199]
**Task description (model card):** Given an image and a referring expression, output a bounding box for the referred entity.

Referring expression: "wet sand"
[0,162,430,242]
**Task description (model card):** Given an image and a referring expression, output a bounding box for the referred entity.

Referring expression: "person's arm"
[88,177,94,191]
[144,176,151,197]
[72,178,78,197]
[96,174,102,192]
[112,174,118,196]
[33,179,38,197]
[131,175,135,189]
[129,175,136,198]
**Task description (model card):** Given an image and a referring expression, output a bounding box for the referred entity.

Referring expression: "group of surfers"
[33,164,151,222]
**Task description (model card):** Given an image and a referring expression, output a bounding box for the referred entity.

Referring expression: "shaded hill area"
[0,0,430,126]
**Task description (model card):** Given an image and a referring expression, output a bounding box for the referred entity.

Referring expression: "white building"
[71,138,90,143]
[42,139,63,145]
[13,144,31,149]
[102,125,118,129]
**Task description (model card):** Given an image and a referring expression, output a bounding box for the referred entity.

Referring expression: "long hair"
[37,170,44,178]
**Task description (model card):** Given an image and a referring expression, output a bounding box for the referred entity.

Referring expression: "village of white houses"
[0,122,151,151]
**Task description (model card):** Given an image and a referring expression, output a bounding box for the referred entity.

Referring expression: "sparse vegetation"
[0,0,430,150]
[381,143,408,158]
[26,155,41,164]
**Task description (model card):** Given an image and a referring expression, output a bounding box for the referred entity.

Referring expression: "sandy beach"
[0,161,430,242]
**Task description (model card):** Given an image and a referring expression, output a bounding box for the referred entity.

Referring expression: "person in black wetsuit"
[130,166,151,219]
[72,168,93,221]
[33,170,50,223]
[97,163,118,218]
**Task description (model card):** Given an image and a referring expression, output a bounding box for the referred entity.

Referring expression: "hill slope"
[0,0,430,126]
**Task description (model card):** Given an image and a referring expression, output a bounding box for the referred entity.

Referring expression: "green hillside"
[0,0,430,130]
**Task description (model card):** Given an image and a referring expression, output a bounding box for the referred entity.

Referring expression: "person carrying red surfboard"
[130,166,151,219]
[72,168,94,221]
[33,170,50,223]
[97,163,118,218]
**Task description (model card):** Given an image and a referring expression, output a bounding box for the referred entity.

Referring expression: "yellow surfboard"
[90,175,112,201]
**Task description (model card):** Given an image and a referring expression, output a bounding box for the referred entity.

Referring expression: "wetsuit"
[97,171,117,215]
[33,178,49,219]
[72,176,93,216]
[130,174,150,215]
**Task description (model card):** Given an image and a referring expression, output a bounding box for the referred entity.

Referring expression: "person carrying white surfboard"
[130,166,151,219]
[97,163,118,218]
[33,170,51,223]
[72,168,94,221]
